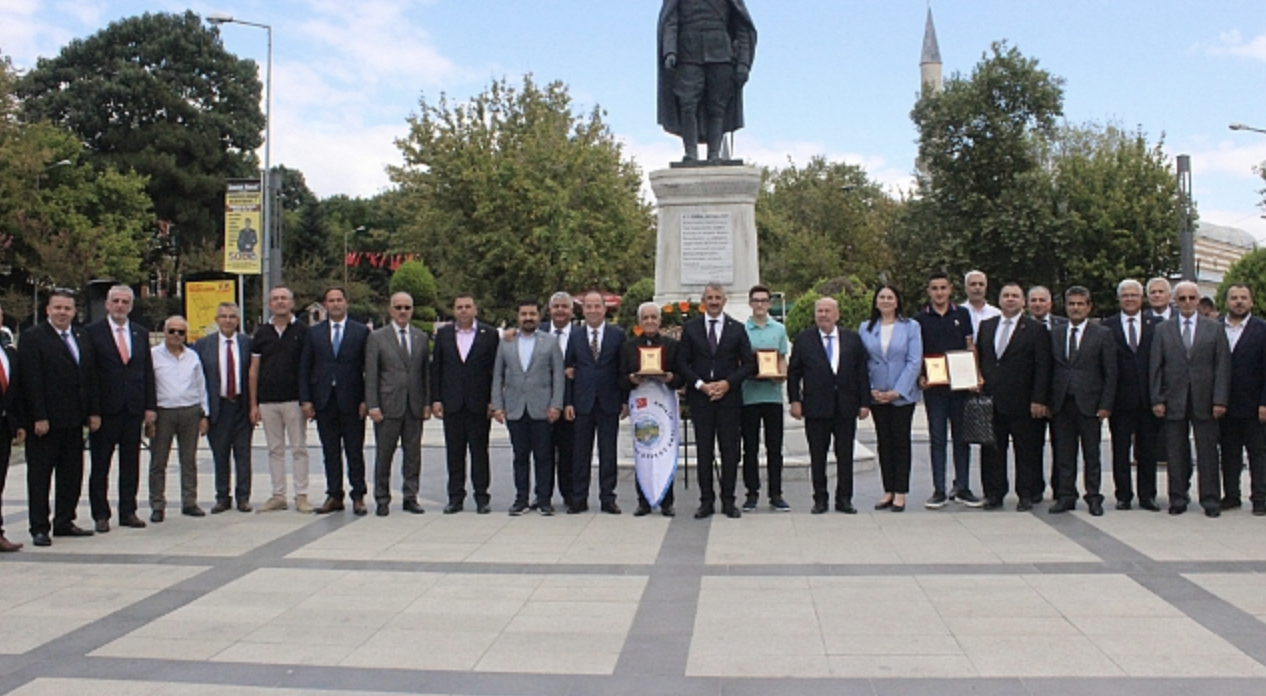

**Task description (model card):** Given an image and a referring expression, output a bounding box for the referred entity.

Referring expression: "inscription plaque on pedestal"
[680,212,734,285]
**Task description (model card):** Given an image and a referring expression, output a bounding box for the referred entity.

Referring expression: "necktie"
[824,333,835,368]
[1183,319,1193,350]
[399,328,410,356]
[61,331,79,364]
[1068,326,1079,363]
[225,339,237,399]
[1127,317,1138,352]
[591,328,600,360]
[115,326,129,363]
[0,356,8,395]
[708,319,719,353]
[332,323,342,357]
[996,318,1013,357]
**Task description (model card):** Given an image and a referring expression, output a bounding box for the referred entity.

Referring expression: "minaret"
[920,7,942,96]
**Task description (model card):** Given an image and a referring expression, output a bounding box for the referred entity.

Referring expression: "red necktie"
[226,339,237,399]
[115,326,129,363]
[0,357,8,395]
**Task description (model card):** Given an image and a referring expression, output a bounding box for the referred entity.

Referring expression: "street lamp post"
[207,12,274,317]
[34,159,72,193]
[1229,122,1266,136]
[344,226,366,286]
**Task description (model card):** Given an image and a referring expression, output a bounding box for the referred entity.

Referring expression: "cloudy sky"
[4,0,1265,238]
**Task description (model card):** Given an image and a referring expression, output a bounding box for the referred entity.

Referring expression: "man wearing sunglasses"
[148,316,209,521]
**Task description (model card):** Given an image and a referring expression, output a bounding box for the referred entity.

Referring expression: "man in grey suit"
[1048,286,1117,516]
[1151,281,1231,517]
[365,292,431,517]
[492,299,566,515]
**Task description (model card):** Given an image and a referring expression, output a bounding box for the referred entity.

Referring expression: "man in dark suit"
[1048,286,1117,516]
[547,292,577,505]
[564,290,627,514]
[85,285,156,532]
[300,287,371,515]
[1103,279,1163,511]
[787,297,870,514]
[18,289,101,546]
[1145,277,1176,322]
[1219,284,1266,515]
[620,302,685,517]
[0,303,24,552]
[978,283,1051,511]
[366,292,431,516]
[431,293,499,514]
[1152,281,1233,516]
[1027,285,1066,502]
[678,283,754,518]
[195,302,253,513]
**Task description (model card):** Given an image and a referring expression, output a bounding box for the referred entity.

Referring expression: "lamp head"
[206,12,234,25]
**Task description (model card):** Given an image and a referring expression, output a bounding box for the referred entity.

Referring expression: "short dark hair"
[1000,282,1024,295]
[1198,296,1217,309]
[48,288,76,301]
[1227,283,1252,296]
[748,284,771,300]
[516,298,539,311]
[323,286,347,302]
[927,271,950,284]
[453,293,475,305]
[1065,286,1091,303]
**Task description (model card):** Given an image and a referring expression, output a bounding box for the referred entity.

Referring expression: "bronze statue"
[657,0,757,165]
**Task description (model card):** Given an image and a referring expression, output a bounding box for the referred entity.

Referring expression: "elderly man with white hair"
[964,270,1001,340]
[148,316,210,521]
[1104,279,1163,511]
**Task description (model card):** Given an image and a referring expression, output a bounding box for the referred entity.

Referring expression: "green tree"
[391,76,654,314]
[618,277,656,329]
[1218,248,1266,307]
[18,11,264,251]
[287,201,332,274]
[389,260,438,325]
[756,158,897,297]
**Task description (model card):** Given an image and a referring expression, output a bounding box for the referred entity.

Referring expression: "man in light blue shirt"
[741,284,790,511]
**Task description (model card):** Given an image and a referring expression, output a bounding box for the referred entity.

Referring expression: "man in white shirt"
[148,316,209,521]
[546,291,576,506]
[195,302,253,513]
[964,270,1001,339]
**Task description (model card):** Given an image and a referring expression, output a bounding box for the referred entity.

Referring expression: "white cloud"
[54,1,106,27]
[1180,139,1266,179]
[0,1,75,67]
[1207,30,1266,61]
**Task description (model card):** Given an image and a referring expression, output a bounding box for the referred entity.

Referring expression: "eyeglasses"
[393,305,413,311]
[1176,295,1198,301]
[167,328,187,335]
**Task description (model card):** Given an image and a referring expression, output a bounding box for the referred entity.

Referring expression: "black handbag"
[962,393,995,446]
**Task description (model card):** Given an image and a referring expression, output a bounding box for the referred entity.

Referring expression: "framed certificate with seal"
[923,354,949,387]
[755,349,782,379]
[946,350,980,391]
[637,345,665,375]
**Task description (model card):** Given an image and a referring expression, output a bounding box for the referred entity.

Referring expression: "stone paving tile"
[0,562,205,654]
[1186,573,1266,620]
[6,679,431,696]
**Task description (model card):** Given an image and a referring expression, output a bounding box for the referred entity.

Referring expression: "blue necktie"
[825,334,834,366]
[332,323,342,357]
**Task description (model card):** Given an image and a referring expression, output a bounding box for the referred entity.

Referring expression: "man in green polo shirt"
[742,284,790,511]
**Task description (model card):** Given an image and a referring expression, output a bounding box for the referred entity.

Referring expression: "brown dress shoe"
[236,501,253,513]
[351,497,367,516]
[0,533,22,552]
[211,500,232,514]
[119,515,148,529]
[314,497,345,514]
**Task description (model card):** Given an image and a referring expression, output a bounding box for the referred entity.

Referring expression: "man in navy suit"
[1105,279,1162,511]
[85,285,156,532]
[19,289,101,546]
[565,290,627,514]
[0,303,24,552]
[678,283,754,518]
[1219,284,1266,515]
[301,287,371,515]
[787,298,870,514]
[547,291,577,505]
[195,302,254,513]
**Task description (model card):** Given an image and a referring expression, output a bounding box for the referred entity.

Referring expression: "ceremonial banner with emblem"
[629,379,679,507]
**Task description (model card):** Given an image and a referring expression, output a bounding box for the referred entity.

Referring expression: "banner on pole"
[185,279,236,342]
[629,380,679,507]
[223,179,262,274]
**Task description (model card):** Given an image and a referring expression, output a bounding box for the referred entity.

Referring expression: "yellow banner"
[223,179,262,274]
[185,280,236,341]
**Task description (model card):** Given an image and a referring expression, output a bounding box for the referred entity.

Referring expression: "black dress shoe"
[211,500,232,514]
[601,502,622,515]
[835,502,857,515]
[376,503,390,517]
[661,505,675,517]
[1205,506,1222,518]
[119,515,147,528]
[508,500,529,516]
[403,500,426,514]
[1048,499,1075,514]
[1139,498,1160,512]
[538,504,554,516]
[566,504,584,515]
[182,506,206,517]
[476,503,491,515]
[633,504,652,517]
[874,498,894,510]
[53,524,94,538]
[150,510,165,523]
[1221,498,1242,511]
[722,505,741,519]
[94,518,110,533]
[982,498,1004,510]
[443,502,464,514]
[1017,499,1034,512]
[31,532,51,547]
[1169,505,1187,516]
[1088,500,1104,517]
[1115,500,1132,511]
[1253,502,1266,516]
[811,502,829,515]
[694,505,714,519]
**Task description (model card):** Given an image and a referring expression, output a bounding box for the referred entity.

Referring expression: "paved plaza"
[4,417,1266,695]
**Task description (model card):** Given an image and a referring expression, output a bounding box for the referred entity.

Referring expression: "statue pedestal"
[650,166,762,322]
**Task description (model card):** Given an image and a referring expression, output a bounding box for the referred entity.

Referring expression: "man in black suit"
[0,303,24,552]
[564,290,627,514]
[1104,279,1162,511]
[85,285,156,532]
[978,283,1051,511]
[547,291,577,505]
[1048,286,1117,516]
[787,297,869,514]
[301,287,371,515]
[1219,284,1266,515]
[195,302,254,513]
[678,283,754,518]
[431,293,499,514]
[18,289,101,546]
[1151,281,1232,516]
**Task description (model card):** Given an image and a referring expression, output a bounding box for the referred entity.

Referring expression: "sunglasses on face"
[167,329,187,335]
[393,305,413,311]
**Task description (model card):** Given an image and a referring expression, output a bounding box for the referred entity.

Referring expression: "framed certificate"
[756,349,782,379]
[637,345,665,374]
[946,350,980,391]
[923,355,949,386]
